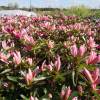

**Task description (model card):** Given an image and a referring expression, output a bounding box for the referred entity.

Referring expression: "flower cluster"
[0,15,100,100]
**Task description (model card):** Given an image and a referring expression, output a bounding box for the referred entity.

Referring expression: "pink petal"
[83,67,94,83]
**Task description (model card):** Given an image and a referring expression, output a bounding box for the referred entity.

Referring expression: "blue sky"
[0,0,100,8]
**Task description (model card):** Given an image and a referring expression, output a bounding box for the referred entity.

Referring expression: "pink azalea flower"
[1,40,14,50]
[86,51,99,64]
[79,44,86,57]
[40,61,53,72]
[2,25,14,34]
[24,45,32,51]
[55,55,61,71]
[47,64,53,71]
[30,96,34,100]
[87,29,94,36]
[25,68,34,85]
[13,51,21,65]
[2,40,9,50]
[97,55,100,63]
[51,25,56,31]
[22,67,39,81]
[58,25,66,31]
[24,35,35,44]
[26,58,33,66]
[0,52,10,63]
[83,67,94,83]
[83,67,100,92]
[48,93,52,99]
[23,34,31,43]
[30,96,38,100]
[87,37,97,48]
[96,45,100,50]
[72,97,78,100]
[70,44,78,57]
[40,60,46,72]
[60,86,71,100]
[12,30,22,39]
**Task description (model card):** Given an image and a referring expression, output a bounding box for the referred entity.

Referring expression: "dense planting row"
[0,15,100,100]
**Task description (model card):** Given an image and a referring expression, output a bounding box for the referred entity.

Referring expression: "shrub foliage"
[0,15,100,100]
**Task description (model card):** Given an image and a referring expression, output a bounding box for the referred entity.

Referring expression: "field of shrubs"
[0,15,100,100]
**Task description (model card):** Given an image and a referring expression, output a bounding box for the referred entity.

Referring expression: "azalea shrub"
[0,15,100,100]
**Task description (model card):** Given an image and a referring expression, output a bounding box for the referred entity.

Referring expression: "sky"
[0,0,100,8]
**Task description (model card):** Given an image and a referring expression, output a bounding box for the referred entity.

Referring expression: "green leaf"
[18,83,26,88]
[71,91,79,97]
[33,76,47,82]
[0,69,11,75]
[20,94,29,100]
[72,71,76,86]
[7,76,18,82]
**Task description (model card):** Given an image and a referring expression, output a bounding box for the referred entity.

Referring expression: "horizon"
[0,0,100,9]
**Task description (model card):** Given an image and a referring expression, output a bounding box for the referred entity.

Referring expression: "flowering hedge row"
[0,15,100,100]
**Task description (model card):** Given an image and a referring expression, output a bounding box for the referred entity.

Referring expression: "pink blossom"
[83,67,94,83]
[30,96,34,100]
[79,44,86,57]
[58,25,66,31]
[60,86,71,100]
[24,35,35,44]
[83,67,100,91]
[40,61,53,72]
[51,25,56,31]
[13,51,21,65]
[72,97,78,100]
[86,51,99,64]
[12,30,22,39]
[25,68,34,85]
[23,34,31,43]
[70,44,78,57]
[96,45,100,50]
[0,52,10,63]
[26,58,33,66]
[48,93,52,98]
[55,55,61,71]
[2,25,14,34]
[97,55,100,63]
[87,37,97,48]
[30,96,38,100]
[2,41,9,50]
[1,40,14,50]
[47,64,53,71]
[24,45,32,51]
[40,60,46,72]
[87,29,94,36]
